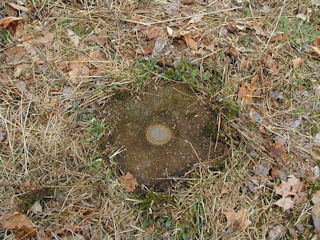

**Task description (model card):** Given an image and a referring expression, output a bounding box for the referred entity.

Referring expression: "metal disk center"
[146,124,173,146]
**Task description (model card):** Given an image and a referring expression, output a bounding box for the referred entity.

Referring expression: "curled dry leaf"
[29,201,42,215]
[270,36,289,43]
[224,208,251,232]
[0,213,37,239]
[0,17,23,35]
[184,35,198,51]
[292,58,303,69]
[269,138,286,163]
[311,46,320,57]
[119,172,138,192]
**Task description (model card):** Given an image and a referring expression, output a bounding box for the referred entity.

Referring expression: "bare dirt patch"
[106,83,225,185]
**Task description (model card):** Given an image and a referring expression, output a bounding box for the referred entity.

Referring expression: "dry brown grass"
[1,0,320,239]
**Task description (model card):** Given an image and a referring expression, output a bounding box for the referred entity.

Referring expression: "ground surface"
[0,0,320,239]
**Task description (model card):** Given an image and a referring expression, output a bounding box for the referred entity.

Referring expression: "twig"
[122,7,243,26]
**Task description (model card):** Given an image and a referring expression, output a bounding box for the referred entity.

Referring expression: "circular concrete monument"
[146,124,173,146]
[107,84,224,185]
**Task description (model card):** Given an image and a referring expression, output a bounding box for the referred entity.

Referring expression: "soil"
[107,83,224,185]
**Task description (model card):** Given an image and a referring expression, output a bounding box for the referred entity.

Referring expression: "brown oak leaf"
[0,16,23,35]
[0,213,37,239]
[274,175,301,198]
[120,172,138,192]
[224,208,251,232]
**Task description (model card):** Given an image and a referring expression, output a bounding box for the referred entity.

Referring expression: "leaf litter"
[1,0,320,239]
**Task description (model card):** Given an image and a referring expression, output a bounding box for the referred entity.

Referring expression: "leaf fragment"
[224,208,251,232]
[119,172,138,192]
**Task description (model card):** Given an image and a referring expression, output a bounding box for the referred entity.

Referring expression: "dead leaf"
[119,172,138,192]
[255,162,270,177]
[188,14,203,24]
[238,75,258,106]
[184,35,198,51]
[296,13,307,21]
[0,130,5,144]
[312,191,320,205]
[313,39,320,47]
[0,213,37,238]
[275,197,294,211]
[246,22,266,36]
[67,29,79,47]
[274,175,301,198]
[224,208,251,232]
[29,201,42,215]
[226,22,239,33]
[271,168,279,180]
[288,227,299,239]
[249,107,263,123]
[292,58,303,69]
[68,64,90,83]
[264,56,279,74]
[5,4,17,16]
[143,26,160,39]
[269,138,286,162]
[165,3,181,15]
[14,63,29,78]
[67,56,90,83]
[182,0,194,5]
[152,30,168,56]
[36,32,54,44]
[270,36,289,43]
[268,225,286,240]
[0,17,23,35]
[15,81,27,93]
[166,26,173,36]
[313,205,320,233]
[311,46,320,57]
[8,3,30,12]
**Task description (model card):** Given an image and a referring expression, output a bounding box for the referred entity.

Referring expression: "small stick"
[122,7,243,26]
